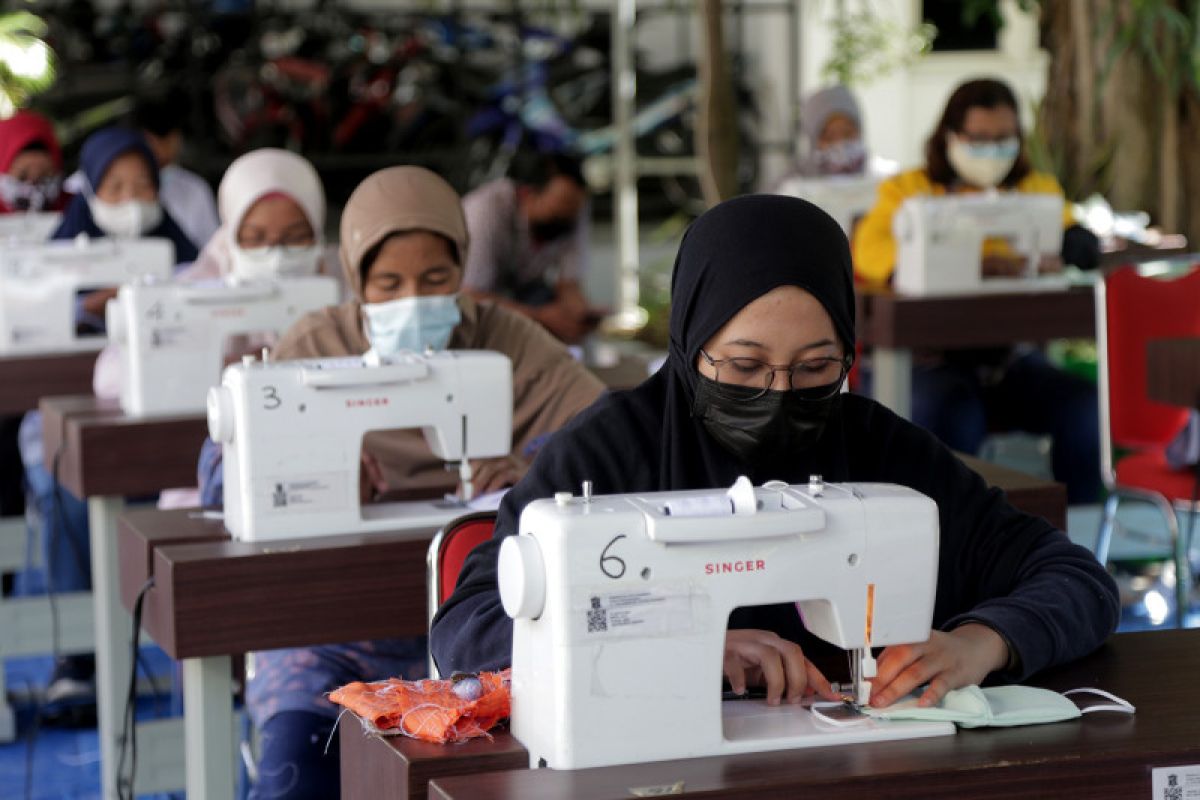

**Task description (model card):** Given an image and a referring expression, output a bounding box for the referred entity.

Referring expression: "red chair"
[426,511,498,676]
[1095,264,1200,625]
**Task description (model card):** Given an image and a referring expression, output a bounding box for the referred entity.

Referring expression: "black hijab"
[659,193,856,488]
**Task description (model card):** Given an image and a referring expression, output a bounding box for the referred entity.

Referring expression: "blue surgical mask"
[361,294,462,359]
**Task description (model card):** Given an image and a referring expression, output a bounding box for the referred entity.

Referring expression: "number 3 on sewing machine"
[261,386,281,410]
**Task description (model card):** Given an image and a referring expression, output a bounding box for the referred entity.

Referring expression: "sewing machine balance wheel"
[104,297,126,344]
[499,535,546,620]
[207,386,236,444]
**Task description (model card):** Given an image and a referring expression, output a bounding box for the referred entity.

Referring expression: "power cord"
[116,576,154,800]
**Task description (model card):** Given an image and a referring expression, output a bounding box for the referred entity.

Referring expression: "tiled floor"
[1,648,179,800]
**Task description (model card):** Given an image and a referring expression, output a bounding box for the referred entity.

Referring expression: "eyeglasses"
[235,236,318,252]
[700,349,850,400]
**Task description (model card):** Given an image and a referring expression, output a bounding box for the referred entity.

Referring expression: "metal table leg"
[89,495,129,800]
[183,654,237,800]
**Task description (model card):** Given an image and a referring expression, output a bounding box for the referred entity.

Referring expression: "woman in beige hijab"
[200,166,604,799]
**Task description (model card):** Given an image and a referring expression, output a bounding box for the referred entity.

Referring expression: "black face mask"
[529,216,575,243]
[691,373,840,465]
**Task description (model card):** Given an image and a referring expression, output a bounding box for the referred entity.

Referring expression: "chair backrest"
[426,511,497,676]
[1096,264,1200,484]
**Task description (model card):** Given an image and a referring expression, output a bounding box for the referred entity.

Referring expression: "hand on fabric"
[869,624,1011,709]
[1037,253,1064,274]
[359,450,387,504]
[81,287,119,317]
[723,629,839,706]
[981,254,1029,278]
[465,454,527,496]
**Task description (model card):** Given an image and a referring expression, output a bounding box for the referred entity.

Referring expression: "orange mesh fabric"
[330,670,511,744]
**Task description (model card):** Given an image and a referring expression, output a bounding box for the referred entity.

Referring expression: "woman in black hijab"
[432,195,1118,710]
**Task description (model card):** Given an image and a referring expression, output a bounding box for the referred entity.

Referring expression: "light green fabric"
[865,685,1083,728]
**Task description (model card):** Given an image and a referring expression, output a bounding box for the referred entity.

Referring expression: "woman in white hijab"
[93,148,330,397]
[183,147,328,282]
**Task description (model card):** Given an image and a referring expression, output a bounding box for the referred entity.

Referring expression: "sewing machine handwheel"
[207,386,235,444]
[105,297,125,344]
[499,535,545,620]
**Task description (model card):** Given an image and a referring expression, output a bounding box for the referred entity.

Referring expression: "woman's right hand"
[359,451,387,505]
[723,629,839,706]
[981,253,1029,278]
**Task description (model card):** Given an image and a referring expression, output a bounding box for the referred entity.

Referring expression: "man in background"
[461,152,605,343]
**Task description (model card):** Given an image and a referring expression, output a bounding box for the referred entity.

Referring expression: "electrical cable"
[116,576,154,800]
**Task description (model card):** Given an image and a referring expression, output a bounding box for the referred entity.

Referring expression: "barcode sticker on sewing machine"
[258,473,349,514]
[575,585,705,641]
[1153,765,1200,800]
[146,325,204,351]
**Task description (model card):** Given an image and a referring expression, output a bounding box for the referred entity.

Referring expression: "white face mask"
[0,174,61,211]
[362,294,462,360]
[89,198,162,238]
[229,244,323,282]
[815,139,867,176]
[946,133,1020,189]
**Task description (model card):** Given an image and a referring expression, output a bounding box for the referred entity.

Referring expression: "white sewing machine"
[499,476,955,770]
[0,211,61,243]
[208,350,513,542]
[0,237,174,354]
[107,276,339,416]
[892,192,1067,296]
[776,175,881,236]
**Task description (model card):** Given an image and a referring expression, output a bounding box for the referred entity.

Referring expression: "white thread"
[1063,687,1136,715]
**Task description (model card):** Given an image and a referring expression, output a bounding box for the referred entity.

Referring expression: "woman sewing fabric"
[852,77,1102,504]
[432,194,1119,710]
[94,147,330,400]
[196,166,605,799]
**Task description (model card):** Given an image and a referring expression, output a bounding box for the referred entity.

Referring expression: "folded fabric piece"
[330,669,511,744]
[856,685,1134,729]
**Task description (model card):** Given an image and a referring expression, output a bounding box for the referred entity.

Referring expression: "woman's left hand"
[1038,253,1064,275]
[868,624,1011,709]
[466,454,528,496]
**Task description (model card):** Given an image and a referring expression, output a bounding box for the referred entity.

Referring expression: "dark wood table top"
[855,286,1096,350]
[39,395,208,500]
[117,508,438,660]
[1147,337,1200,409]
[426,629,1196,800]
[0,350,98,415]
[340,458,1068,800]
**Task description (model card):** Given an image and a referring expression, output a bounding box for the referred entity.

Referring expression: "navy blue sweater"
[432,383,1119,682]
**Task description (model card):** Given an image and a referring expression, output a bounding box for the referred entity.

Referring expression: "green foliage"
[0,12,55,118]
[821,6,936,87]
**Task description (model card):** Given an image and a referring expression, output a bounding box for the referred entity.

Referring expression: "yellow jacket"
[852,168,1074,286]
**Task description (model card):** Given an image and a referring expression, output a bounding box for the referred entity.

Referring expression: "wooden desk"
[1147,337,1200,408]
[117,508,441,800]
[0,350,98,415]
[856,287,1096,418]
[426,629,1195,800]
[39,396,208,799]
[340,460,1069,800]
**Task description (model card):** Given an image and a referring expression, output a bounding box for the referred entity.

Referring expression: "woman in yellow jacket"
[852,78,1101,503]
